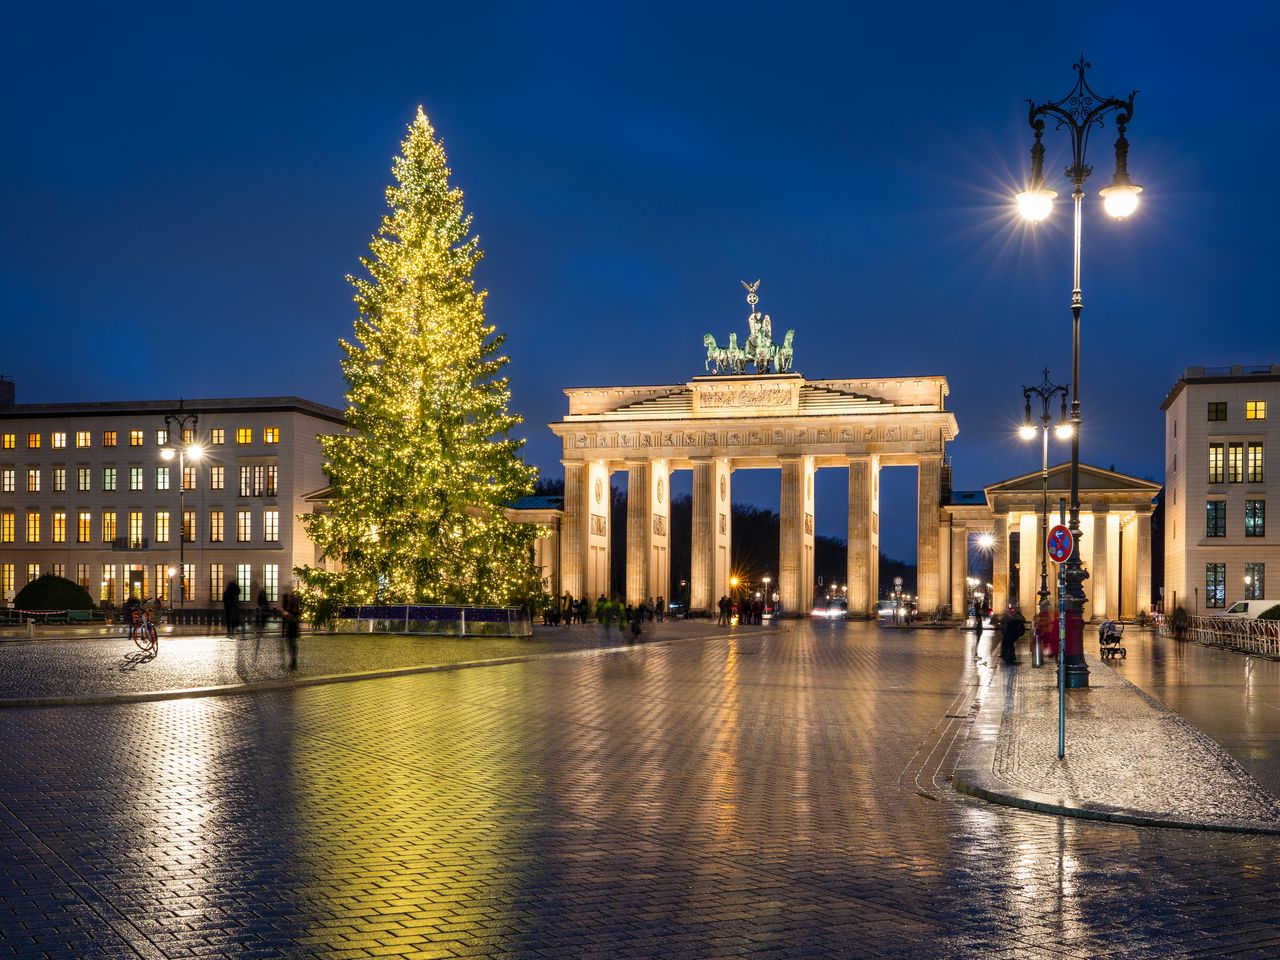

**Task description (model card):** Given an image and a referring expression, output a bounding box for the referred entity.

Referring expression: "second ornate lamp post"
[1015,57,1142,689]
[160,406,202,607]
[1019,369,1071,667]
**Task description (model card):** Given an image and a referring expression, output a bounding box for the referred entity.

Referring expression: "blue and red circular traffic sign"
[1046,524,1073,563]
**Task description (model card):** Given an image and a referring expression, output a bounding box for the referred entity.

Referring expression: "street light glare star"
[1018,424,1038,441]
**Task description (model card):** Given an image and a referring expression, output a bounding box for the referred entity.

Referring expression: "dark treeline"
[534,478,914,601]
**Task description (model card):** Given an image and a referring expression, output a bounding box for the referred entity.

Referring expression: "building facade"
[0,393,343,607]
[1162,365,1280,614]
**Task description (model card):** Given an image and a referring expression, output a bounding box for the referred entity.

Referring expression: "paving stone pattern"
[993,653,1280,828]
[3,622,1280,957]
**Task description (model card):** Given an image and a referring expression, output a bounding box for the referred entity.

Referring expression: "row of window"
[1,464,277,496]
[1207,442,1265,484]
[0,562,283,605]
[0,508,281,544]
[1207,401,1267,422]
[1204,562,1266,608]
[0,427,281,450]
[1205,500,1266,538]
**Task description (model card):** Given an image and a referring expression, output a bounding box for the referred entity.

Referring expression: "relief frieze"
[589,514,607,536]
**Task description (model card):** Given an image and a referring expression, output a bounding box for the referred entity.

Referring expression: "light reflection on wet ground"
[1,622,1279,957]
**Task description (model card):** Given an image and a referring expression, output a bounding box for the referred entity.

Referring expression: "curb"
[0,625,786,709]
[952,658,1280,836]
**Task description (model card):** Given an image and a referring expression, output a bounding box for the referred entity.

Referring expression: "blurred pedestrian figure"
[255,583,269,639]
[1001,607,1026,664]
[596,595,607,623]
[718,595,731,626]
[656,595,666,623]
[222,579,240,638]
[278,586,301,671]
[1172,606,1189,642]
[631,607,643,641]
[562,591,573,627]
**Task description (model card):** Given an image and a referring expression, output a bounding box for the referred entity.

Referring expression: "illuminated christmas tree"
[298,108,541,606]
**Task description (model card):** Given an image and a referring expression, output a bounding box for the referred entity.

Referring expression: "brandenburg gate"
[549,285,958,616]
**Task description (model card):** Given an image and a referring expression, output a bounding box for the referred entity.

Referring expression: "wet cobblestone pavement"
[4,621,1280,957]
[0,621,739,702]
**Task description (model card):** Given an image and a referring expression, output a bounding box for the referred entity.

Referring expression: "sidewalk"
[954,645,1280,833]
[0,618,775,707]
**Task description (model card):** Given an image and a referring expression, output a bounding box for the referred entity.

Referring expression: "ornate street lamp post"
[1018,371,1070,616]
[160,407,202,608]
[1015,58,1142,688]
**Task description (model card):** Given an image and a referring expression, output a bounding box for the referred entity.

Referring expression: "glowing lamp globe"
[1018,424,1037,441]
[1016,187,1056,222]
[1100,183,1142,219]
[1054,423,1074,439]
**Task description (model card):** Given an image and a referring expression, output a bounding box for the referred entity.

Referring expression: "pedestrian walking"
[222,579,240,638]
[717,595,730,626]
[255,584,269,639]
[278,587,301,671]
[1001,607,1026,664]
[656,595,665,622]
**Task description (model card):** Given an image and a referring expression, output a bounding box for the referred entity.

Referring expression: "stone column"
[950,523,968,615]
[560,461,585,601]
[1018,513,1038,614]
[584,460,611,602]
[992,514,1009,613]
[916,456,943,613]
[1135,510,1153,615]
[939,516,952,612]
[1090,506,1109,621]
[780,456,815,616]
[626,462,651,606]
[847,455,880,617]
[691,458,731,615]
[649,460,671,606]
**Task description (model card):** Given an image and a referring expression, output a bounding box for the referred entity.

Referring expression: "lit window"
[209,465,224,490]
[0,564,11,596]
[236,509,252,542]
[1,433,13,449]
[100,564,116,602]
[236,428,253,445]
[266,464,278,496]
[236,563,251,596]
[52,511,66,543]
[182,510,196,543]
[155,511,170,544]
[240,466,253,497]
[51,563,65,579]
[180,562,194,602]
[1248,442,1264,483]
[77,512,91,543]
[1228,442,1244,483]
[51,432,66,449]
[129,430,143,447]
[0,512,13,542]
[52,467,65,492]
[27,433,40,449]
[1247,401,1267,420]
[26,468,39,493]
[156,429,168,446]
[128,511,144,548]
[1208,402,1227,422]
[103,467,116,491]
[26,512,40,543]
[182,466,196,490]
[1245,563,1265,599]
[77,467,90,492]
[129,467,143,491]
[210,428,225,445]
[209,509,224,543]
[101,511,117,543]
[264,427,279,444]
[156,467,170,491]
[75,431,91,448]
[155,565,170,602]
[26,563,39,584]
[264,509,279,542]
[263,563,279,602]
[209,563,224,603]
[1209,443,1225,482]
[182,428,195,445]
[102,431,117,448]
[1206,563,1226,608]
[1,468,13,493]
[1207,501,1226,538]
[77,563,90,590]
[1246,500,1266,538]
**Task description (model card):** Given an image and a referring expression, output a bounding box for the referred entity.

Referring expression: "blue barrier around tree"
[334,604,531,637]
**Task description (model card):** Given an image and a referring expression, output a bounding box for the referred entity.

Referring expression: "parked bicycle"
[124,597,159,654]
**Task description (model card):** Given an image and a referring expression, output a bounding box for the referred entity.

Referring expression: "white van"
[1219,599,1280,619]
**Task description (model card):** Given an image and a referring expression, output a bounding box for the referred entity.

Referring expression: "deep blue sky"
[4,2,1278,559]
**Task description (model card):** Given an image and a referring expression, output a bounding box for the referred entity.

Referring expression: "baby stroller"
[1098,620,1126,659]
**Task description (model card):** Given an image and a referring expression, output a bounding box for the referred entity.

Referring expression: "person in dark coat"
[222,579,240,638]
[278,587,301,670]
[1001,607,1026,663]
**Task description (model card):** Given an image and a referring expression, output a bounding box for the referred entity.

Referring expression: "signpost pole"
[1047,501,1072,760]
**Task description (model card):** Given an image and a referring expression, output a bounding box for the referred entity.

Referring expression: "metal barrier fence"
[334,604,532,638]
[1155,613,1280,658]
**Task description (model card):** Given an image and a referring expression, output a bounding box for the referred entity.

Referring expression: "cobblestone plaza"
[3,623,1280,958]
